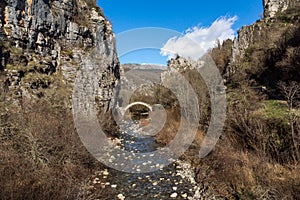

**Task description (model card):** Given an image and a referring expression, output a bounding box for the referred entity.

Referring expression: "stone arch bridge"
[118,102,152,116]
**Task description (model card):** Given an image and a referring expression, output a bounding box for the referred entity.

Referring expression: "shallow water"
[83,121,213,200]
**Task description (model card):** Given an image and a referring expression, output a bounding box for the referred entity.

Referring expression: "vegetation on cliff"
[134,1,300,198]
[0,0,119,199]
[0,0,299,199]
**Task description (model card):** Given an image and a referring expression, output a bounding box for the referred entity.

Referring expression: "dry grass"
[154,83,300,199]
[155,109,180,145]
[0,100,112,200]
[195,142,300,199]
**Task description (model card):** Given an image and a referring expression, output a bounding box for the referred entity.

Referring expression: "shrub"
[0,100,110,199]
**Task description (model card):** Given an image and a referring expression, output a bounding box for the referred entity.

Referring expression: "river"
[80,121,216,200]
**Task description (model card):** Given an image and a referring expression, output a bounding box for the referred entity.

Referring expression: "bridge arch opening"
[124,102,152,115]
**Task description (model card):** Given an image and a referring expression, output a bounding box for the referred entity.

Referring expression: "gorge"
[0,0,300,199]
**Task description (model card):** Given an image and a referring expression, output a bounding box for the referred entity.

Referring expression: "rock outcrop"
[0,0,119,114]
[263,0,300,18]
[233,0,299,63]
[223,0,300,86]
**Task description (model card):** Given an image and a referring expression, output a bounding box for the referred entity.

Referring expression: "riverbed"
[80,121,215,200]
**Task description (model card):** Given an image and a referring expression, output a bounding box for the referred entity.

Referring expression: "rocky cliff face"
[263,0,300,18]
[0,0,119,112]
[0,1,120,197]
[233,0,299,63]
[225,0,300,86]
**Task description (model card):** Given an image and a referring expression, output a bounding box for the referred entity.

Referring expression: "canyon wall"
[0,0,119,113]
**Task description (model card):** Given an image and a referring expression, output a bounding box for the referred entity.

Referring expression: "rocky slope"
[0,1,120,199]
[205,1,300,198]
[0,0,119,112]
[263,0,299,18]
[222,0,300,89]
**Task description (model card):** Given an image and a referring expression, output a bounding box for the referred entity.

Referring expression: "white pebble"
[103,170,109,176]
[170,193,178,198]
[117,193,125,200]
[181,193,188,198]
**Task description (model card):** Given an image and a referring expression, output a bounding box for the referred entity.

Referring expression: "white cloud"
[160,16,238,60]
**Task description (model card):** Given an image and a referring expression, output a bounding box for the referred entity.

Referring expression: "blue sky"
[98,0,263,65]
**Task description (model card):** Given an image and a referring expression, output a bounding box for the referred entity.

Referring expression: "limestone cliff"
[233,0,299,62]
[223,0,300,87]
[263,0,300,18]
[0,0,119,112]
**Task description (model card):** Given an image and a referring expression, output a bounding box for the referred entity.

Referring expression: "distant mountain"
[122,63,167,71]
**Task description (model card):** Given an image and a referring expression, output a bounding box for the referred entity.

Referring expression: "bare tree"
[278,81,300,110]
[278,81,300,162]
